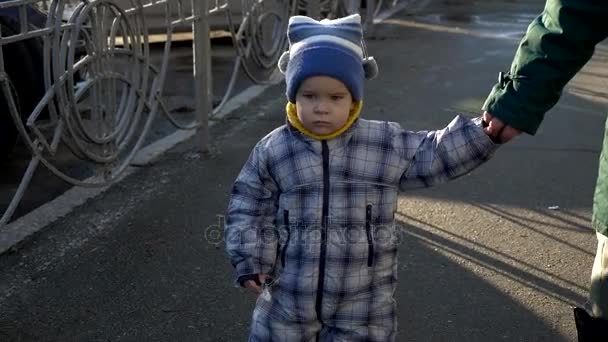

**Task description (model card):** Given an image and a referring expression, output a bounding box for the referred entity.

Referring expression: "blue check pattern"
[225,115,497,341]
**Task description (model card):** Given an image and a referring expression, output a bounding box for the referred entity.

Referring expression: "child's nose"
[314,100,329,114]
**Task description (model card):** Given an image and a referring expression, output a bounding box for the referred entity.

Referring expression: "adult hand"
[482,111,521,143]
[244,273,269,295]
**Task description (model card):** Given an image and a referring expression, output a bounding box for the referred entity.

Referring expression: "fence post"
[192,0,212,152]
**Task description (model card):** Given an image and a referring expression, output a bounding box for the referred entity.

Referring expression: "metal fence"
[0,0,408,228]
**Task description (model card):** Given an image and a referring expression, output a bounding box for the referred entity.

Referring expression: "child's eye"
[331,95,344,101]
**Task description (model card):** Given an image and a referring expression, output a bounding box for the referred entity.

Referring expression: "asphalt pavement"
[1,0,606,341]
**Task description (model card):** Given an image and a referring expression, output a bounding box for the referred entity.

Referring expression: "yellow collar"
[286,101,363,140]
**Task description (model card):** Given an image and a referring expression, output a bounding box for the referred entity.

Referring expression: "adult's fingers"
[482,111,521,143]
[499,125,521,143]
[482,112,499,134]
[486,113,506,136]
[482,111,494,125]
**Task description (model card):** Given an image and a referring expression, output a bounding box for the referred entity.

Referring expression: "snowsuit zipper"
[366,204,374,267]
[315,141,330,324]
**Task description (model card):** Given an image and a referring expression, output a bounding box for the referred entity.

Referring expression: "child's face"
[295,76,355,136]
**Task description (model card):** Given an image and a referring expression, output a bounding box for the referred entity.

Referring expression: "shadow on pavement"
[396,219,571,341]
[0,0,600,341]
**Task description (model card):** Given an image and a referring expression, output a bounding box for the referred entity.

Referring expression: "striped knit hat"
[278,14,378,102]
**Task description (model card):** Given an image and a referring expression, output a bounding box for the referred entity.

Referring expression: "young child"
[225,14,497,341]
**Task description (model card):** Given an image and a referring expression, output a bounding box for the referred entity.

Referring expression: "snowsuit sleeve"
[225,143,279,284]
[392,115,498,190]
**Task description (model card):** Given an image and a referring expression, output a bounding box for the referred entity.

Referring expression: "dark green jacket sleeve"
[482,0,608,134]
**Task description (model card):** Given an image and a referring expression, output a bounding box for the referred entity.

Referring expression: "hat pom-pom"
[278,51,290,74]
[363,56,378,80]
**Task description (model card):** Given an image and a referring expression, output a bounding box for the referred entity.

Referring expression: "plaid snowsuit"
[226,115,497,341]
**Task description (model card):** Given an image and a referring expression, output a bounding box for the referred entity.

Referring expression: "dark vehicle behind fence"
[0,1,50,160]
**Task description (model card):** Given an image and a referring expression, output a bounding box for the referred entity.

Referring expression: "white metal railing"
[0,0,409,228]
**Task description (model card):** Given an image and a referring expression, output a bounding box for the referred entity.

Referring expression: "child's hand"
[482,111,521,143]
[244,273,269,295]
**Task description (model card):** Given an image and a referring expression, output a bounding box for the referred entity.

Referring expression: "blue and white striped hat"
[278,14,378,102]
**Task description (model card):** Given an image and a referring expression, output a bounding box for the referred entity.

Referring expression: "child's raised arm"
[393,115,497,190]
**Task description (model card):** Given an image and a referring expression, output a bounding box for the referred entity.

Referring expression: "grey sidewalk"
[0,0,605,341]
